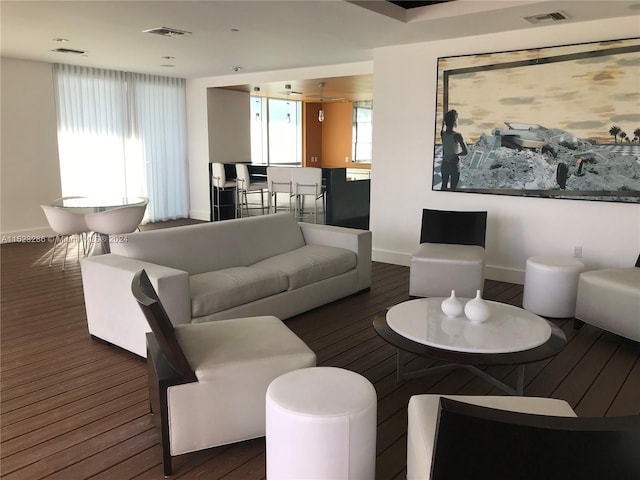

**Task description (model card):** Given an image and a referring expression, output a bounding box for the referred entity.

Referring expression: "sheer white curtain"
[53,64,188,222]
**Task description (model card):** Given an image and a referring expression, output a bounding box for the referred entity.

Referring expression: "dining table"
[51,196,148,212]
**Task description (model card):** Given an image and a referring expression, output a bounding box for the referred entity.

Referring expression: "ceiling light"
[232,66,242,72]
[523,11,568,24]
[52,38,69,43]
[318,82,325,123]
[161,56,175,60]
[142,27,192,37]
[51,47,86,55]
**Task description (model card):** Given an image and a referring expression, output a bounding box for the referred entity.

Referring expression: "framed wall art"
[433,37,640,203]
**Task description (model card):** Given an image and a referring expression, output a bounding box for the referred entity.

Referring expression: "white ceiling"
[2,1,639,100]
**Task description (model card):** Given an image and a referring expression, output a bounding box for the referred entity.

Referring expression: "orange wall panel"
[304,103,323,167]
[321,102,353,168]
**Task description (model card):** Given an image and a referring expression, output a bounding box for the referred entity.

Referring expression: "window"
[250,96,302,165]
[53,64,188,222]
[352,101,373,163]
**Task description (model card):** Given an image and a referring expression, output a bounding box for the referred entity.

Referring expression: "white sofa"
[81,213,372,357]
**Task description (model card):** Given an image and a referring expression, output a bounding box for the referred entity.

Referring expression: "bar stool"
[235,163,267,217]
[292,167,325,224]
[211,162,236,220]
[267,166,294,214]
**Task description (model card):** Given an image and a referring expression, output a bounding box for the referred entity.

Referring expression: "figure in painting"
[440,109,468,191]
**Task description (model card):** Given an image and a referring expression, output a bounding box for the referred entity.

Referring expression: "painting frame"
[433,37,640,203]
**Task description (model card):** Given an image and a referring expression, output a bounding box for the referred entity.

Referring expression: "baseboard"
[372,249,411,267]
[372,248,525,285]
[189,209,210,222]
[485,265,524,285]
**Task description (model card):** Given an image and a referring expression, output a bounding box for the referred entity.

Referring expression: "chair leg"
[62,236,70,271]
[313,196,317,224]
[49,236,59,267]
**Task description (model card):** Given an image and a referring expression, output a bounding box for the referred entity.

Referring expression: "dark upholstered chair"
[131,269,316,476]
[409,209,487,298]
[408,395,640,479]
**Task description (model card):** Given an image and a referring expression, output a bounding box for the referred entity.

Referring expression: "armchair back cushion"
[431,398,640,480]
[131,269,196,382]
[419,208,487,247]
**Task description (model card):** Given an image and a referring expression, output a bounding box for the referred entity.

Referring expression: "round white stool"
[265,366,377,480]
[522,256,585,318]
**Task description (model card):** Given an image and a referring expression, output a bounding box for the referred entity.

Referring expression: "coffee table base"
[396,349,525,396]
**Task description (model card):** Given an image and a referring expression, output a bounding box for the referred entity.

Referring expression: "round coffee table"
[373,298,566,395]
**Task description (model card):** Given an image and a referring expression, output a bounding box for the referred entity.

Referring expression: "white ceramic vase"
[464,290,491,324]
[441,290,463,318]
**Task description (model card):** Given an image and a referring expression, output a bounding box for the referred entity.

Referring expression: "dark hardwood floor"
[2,222,639,479]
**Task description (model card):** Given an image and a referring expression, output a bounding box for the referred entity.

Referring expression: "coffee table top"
[374,299,566,366]
[387,298,551,354]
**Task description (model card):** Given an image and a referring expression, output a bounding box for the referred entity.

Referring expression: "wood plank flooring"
[2,223,639,479]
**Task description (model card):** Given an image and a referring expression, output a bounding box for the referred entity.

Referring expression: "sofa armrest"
[299,223,372,290]
[80,254,191,357]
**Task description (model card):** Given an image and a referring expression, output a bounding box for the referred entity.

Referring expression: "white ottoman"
[265,367,377,480]
[523,256,585,318]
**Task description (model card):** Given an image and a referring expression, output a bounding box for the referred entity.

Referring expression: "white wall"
[1,58,61,239]
[207,88,251,164]
[371,16,640,282]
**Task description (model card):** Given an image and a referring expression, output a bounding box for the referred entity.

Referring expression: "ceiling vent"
[51,47,86,55]
[523,11,568,24]
[142,27,192,37]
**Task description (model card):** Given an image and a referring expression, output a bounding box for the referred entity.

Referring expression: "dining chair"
[235,163,267,217]
[211,162,236,220]
[40,205,91,270]
[409,208,487,298]
[131,269,316,476]
[408,395,640,480]
[292,167,325,224]
[84,198,148,253]
[267,166,294,214]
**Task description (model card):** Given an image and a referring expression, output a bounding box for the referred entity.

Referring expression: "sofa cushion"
[251,245,357,290]
[111,213,306,275]
[190,267,288,317]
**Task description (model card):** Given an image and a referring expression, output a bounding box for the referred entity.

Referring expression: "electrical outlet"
[574,245,582,258]
[345,156,349,163]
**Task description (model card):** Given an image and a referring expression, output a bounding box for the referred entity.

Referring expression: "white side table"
[523,256,585,318]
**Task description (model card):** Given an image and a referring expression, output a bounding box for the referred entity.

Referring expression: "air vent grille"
[51,48,86,55]
[143,27,192,37]
[523,11,568,24]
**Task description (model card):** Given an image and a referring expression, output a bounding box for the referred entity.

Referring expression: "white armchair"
[574,254,640,341]
[131,269,316,477]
